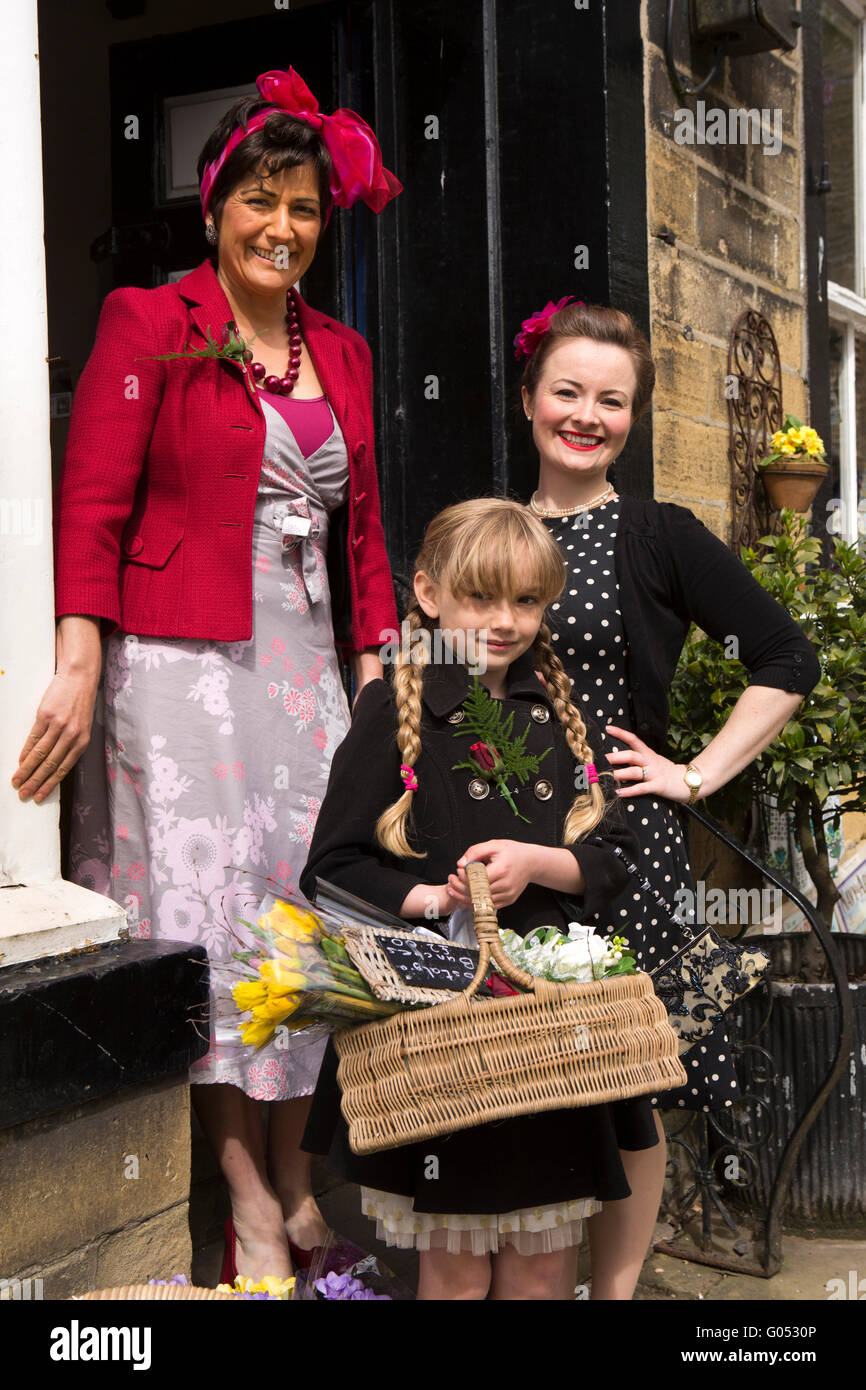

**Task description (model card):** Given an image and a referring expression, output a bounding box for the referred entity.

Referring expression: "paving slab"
[636,1223,866,1302]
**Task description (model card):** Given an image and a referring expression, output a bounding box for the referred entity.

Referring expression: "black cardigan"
[612,497,820,751]
[299,648,639,939]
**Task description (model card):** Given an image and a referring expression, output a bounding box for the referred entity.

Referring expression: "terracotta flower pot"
[758,455,829,513]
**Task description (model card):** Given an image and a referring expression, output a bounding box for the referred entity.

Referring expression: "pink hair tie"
[400,764,418,793]
[585,763,599,785]
[513,296,586,361]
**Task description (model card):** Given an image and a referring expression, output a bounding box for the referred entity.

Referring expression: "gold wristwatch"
[683,763,703,805]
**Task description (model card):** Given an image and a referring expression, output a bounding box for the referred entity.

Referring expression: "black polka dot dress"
[541,499,739,1112]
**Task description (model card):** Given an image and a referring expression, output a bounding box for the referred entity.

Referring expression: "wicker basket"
[335,862,687,1155]
[72,1284,235,1300]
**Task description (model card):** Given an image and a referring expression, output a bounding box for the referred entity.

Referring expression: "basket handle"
[463,861,538,995]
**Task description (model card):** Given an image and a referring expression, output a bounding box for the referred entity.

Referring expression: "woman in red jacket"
[13,68,400,1283]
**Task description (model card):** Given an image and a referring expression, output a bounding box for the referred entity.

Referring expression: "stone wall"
[642,4,807,541]
[0,1076,191,1299]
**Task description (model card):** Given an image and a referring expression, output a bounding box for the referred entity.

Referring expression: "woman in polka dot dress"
[514,298,820,1298]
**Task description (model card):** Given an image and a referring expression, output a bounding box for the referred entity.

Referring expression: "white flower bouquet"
[497,923,636,985]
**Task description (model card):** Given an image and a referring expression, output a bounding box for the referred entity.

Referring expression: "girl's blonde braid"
[375,607,429,859]
[534,621,609,842]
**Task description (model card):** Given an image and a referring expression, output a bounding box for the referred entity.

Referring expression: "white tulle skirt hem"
[360,1187,601,1256]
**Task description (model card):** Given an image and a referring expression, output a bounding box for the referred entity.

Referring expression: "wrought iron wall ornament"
[728,309,783,551]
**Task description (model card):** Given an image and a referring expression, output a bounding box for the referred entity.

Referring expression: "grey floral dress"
[69,399,351,1101]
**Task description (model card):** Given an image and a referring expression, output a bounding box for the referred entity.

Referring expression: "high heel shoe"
[220,1215,238,1285]
[288,1239,316,1271]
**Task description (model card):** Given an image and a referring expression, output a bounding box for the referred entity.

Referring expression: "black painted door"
[371,0,652,580]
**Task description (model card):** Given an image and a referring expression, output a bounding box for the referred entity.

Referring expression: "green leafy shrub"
[668,511,866,928]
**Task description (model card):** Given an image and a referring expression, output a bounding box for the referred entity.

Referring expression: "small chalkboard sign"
[339,922,486,1005]
[375,933,480,991]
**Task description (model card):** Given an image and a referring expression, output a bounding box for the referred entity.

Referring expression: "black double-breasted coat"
[299,648,660,1214]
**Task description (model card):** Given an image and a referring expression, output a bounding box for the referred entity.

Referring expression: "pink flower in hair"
[513,296,584,361]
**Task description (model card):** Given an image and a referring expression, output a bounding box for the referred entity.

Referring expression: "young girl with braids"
[299,498,663,1301]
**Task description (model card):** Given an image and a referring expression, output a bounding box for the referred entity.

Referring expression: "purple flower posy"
[314,1270,390,1301]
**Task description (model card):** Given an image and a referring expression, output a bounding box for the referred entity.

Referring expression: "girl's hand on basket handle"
[448,841,541,909]
[449,841,587,908]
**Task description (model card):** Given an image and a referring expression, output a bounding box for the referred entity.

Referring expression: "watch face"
[685,769,702,788]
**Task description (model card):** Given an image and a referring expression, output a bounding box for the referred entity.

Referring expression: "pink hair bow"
[200,66,402,220]
[513,296,584,361]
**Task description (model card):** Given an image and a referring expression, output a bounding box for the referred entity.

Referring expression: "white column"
[0,1,57,886]
[0,2,124,964]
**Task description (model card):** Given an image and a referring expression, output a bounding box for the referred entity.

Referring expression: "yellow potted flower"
[756,412,829,512]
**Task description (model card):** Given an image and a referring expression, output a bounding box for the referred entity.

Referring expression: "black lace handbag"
[611,846,771,1055]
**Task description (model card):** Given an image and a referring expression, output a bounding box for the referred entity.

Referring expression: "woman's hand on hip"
[11,616,102,803]
[604,724,695,803]
[447,840,540,909]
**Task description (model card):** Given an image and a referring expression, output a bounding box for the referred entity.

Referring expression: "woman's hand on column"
[12,615,103,803]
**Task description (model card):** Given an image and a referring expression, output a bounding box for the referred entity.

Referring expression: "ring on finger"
[640,766,648,781]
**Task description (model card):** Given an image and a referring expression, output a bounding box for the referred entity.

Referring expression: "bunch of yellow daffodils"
[232,898,400,1051]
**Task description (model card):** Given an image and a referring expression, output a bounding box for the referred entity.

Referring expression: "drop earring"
[205,224,218,246]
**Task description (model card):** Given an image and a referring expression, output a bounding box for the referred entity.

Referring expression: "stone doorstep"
[0,879,126,969]
[0,939,209,1130]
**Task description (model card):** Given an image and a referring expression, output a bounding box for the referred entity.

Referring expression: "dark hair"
[197,95,332,230]
[521,303,656,423]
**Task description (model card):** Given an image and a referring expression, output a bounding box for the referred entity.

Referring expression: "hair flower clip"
[513,296,585,361]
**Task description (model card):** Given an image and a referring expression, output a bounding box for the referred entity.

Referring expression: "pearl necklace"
[242,289,303,396]
[529,484,616,518]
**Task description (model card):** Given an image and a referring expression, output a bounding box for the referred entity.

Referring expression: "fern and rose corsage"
[451,678,550,822]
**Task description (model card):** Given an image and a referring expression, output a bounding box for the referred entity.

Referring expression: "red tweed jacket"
[54,260,397,654]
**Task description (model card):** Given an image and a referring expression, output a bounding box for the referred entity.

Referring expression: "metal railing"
[655,803,855,1277]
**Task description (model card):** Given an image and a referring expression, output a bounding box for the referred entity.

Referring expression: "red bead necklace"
[241,289,303,396]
